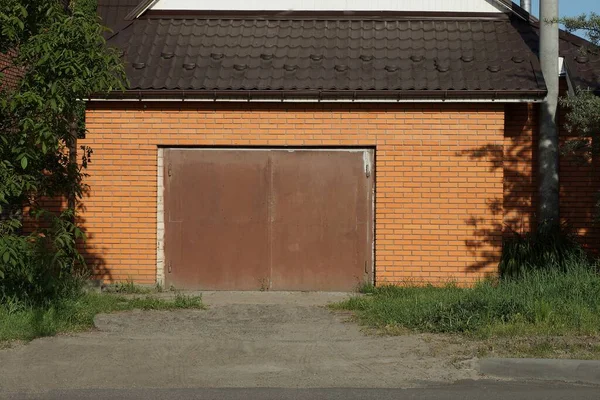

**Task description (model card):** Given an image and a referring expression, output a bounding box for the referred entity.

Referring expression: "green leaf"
[0,0,121,300]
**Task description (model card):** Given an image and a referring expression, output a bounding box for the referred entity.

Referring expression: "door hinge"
[363,152,371,178]
[167,263,172,273]
[167,163,173,177]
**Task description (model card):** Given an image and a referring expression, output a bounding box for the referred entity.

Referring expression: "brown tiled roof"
[97,0,139,37]
[561,37,600,93]
[515,20,600,93]
[101,9,548,99]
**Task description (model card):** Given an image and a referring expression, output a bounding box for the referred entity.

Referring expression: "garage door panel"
[178,223,269,290]
[177,151,271,222]
[270,151,371,291]
[164,149,270,290]
[164,149,373,291]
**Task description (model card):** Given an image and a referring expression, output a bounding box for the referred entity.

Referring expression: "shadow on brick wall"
[460,102,600,275]
[459,143,505,274]
[459,103,539,273]
[76,201,113,285]
[559,132,600,256]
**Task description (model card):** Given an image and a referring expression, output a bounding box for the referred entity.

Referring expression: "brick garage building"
[81,0,600,290]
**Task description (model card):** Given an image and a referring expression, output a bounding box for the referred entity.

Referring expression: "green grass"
[356,282,377,294]
[334,265,600,339]
[103,280,157,294]
[0,292,204,343]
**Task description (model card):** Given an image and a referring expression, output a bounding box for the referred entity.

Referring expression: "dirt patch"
[0,292,480,392]
[478,336,600,360]
[352,318,600,361]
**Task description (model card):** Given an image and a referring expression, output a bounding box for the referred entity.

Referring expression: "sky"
[528,0,599,39]
[530,0,599,18]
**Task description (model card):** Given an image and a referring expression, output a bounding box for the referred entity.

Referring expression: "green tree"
[560,13,600,218]
[562,13,600,45]
[0,0,125,304]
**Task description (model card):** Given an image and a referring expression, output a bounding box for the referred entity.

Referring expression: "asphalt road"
[6,381,600,400]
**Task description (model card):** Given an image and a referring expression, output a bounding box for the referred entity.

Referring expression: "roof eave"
[142,10,510,20]
[90,89,548,103]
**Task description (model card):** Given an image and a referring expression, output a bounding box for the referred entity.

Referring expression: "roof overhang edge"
[89,89,547,103]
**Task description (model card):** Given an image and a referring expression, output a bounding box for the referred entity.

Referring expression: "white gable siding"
[150,0,503,12]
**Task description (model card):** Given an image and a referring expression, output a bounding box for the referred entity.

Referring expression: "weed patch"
[0,292,204,343]
[500,226,590,278]
[103,280,156,294]
[334,265,600,338]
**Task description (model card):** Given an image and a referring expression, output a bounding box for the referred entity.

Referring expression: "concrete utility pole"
[520,0,531,13]
[538,0,560,227]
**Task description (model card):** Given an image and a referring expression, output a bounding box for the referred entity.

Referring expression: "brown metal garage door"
[163,149,373,291]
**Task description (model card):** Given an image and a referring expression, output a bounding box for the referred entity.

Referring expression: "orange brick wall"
[504,88,600,255]
[503,103,538,234]
[558,80,600,253]
[0,51,20,91]
[82,102,505,286]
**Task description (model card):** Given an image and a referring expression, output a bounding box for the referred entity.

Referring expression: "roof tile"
[106,13,548,96]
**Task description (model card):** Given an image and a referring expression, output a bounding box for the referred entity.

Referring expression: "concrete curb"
[478,358,600,385]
